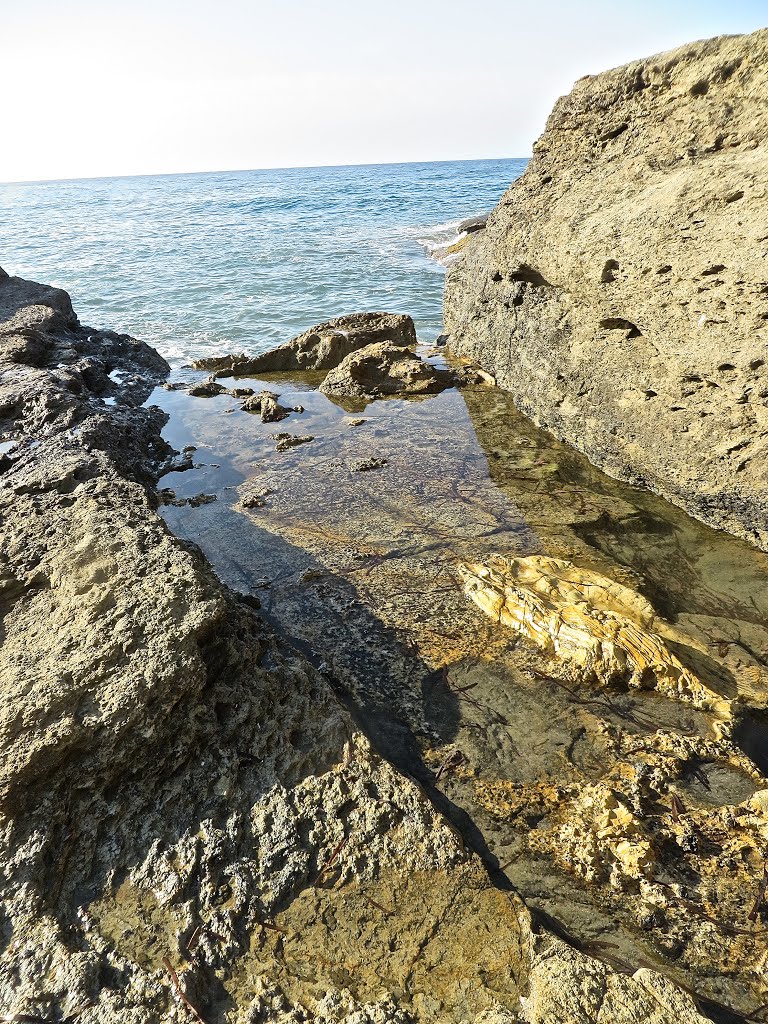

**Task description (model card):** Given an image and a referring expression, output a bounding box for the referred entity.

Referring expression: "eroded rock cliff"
[444,29,768,549]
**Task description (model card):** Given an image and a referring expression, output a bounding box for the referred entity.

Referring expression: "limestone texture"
[1,270,723,1022]
[319,341,453,400]
[443,30,768,550]
[193,312,417,376]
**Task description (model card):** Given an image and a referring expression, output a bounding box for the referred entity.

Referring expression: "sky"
[1,0,765,183]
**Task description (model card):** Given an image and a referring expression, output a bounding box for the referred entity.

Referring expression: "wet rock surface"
[443,29,768,550]
[431,216,489,264]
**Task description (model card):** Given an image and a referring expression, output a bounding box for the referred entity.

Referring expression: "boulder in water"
[194,311,417,376]
[319,340,453,399]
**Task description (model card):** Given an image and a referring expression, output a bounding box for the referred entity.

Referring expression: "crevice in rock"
[508,265,552,287]
[599,317,643,338]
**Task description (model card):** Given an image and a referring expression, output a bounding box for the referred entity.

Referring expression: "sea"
[0,159,526,366]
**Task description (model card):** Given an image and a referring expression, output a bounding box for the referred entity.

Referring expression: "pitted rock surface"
[444,29,768,550]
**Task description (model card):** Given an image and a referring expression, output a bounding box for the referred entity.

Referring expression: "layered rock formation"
[444,30,768,550]
[458,555,731,716]
[1,272,724,1021]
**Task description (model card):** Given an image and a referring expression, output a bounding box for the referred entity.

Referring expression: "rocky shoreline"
[4,262,768,1015]
[4,29,768,1024]
[2,270,752,1023]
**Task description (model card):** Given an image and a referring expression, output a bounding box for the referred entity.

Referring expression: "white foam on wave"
[409,214,488,266]
[412,218,464,254]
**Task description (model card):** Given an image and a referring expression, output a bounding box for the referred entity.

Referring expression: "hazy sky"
[1,0,765,182]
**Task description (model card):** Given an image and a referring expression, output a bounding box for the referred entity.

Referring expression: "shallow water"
[150,361,768,1015]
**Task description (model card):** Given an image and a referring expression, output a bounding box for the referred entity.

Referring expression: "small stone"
[188,377,228,398]
[350,456,388,472]
[242,391,292,422]
[241,487,274,509]
[271,433,314,452]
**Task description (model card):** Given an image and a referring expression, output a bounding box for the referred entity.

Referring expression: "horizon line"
[0,154,527,188]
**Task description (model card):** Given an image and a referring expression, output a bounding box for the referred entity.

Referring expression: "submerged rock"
[188,376,229,397]
[159,487,217,506]
[319,340,453,399]
[241,388,293,421]
[459,554,730,717]
[193,311,417,376]
[350,456,388,472]
[444,29,768,550]
[271,432,314,451]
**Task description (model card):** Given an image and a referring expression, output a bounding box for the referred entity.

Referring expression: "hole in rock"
[508,265,551,287]
[601,259,620,283]
[599,318,642,338]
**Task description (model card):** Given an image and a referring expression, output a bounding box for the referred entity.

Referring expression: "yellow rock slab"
[458,554,729,713]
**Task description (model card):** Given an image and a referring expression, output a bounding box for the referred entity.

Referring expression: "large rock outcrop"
[444,30,768,550]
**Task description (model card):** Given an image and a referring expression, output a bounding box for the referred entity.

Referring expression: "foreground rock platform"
[444,29,768,551]
[1,272,728,1021]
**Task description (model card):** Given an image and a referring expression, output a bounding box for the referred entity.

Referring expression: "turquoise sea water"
[0,159,526,365]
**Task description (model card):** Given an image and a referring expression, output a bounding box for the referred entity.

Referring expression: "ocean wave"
[412,212,488,266]
[0,160,524,363]
[412,218,464,253]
